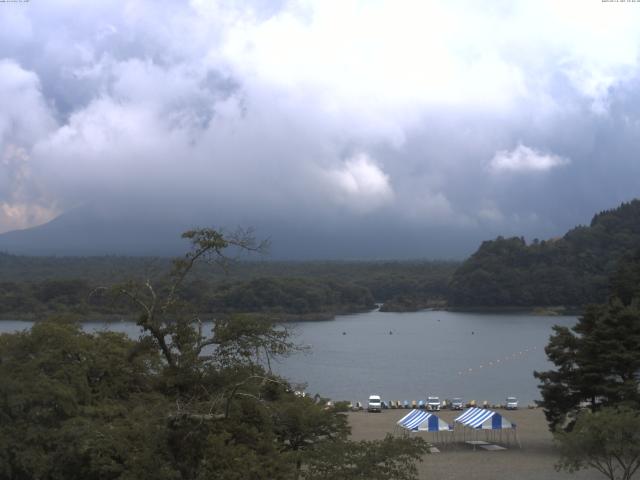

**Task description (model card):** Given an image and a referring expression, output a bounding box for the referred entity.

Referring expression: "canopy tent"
[454,407,520,447]
[396,409,453,445]
[454,407,514,430]
[397,409,452,432]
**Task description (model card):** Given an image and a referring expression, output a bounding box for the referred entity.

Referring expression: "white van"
[368,395,382,412]
[506,396,518,410]
[427,396,440,411]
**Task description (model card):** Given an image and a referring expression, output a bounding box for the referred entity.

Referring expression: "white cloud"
[219,0,640,119]
[0,61,59,232]
[221,1,529,119]
[0,201,58,234]
[326,153,394,213]
[0,145,60,233]
[0,60,56,150]
[0,0,640,249]
[477,203,505,223]
[404,190,463,224]
[489,144,570,173]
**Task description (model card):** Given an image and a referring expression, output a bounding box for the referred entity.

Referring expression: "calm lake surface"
[0,309,576,405]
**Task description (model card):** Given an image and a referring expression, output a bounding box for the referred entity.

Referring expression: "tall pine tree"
[535,249,640,431]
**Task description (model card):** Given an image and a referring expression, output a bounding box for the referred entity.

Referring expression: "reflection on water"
[0,310,576,405]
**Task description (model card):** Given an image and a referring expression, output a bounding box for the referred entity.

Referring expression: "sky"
[1,0,640,258]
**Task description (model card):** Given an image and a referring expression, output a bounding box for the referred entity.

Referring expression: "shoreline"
[0,304,583,322]
[444,305,582,316]
[0,306,377,323]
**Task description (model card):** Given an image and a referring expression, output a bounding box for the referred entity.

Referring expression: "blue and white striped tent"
[454,407,520,448]
[397,409,452,432]
[454,407,514,430]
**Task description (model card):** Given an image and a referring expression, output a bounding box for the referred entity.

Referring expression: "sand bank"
[348,408,604,480]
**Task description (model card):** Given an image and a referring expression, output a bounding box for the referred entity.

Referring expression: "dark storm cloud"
[1,0,640,257]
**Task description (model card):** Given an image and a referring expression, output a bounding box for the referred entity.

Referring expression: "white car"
[426,396,440,411]
[368,395,382,412]
[506,396,518,410]
[449,397,464,410]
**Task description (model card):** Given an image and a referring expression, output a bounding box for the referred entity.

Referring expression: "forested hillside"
[0,255,456,319]
[449,200,640,307]
[3,199,639,315]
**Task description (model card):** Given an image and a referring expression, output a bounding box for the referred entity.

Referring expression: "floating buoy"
[389,331,393,335]
[342,332,346,335]
[471,331,475,335]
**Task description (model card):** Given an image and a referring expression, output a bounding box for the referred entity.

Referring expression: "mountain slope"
[448,199,640,307]
[0,204,481,259]
[0,207,188,256]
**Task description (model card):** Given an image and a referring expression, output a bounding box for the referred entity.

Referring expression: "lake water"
[276,309,577,405]
[0,309,577,406]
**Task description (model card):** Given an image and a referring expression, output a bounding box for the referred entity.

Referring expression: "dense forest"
[0,277,376,321]
[449,200,640,308]
[3,199,640,318]
[0,254,456,320]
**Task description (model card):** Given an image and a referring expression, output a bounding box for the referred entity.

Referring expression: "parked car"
[427,396,441,411]
[449,397,464,410]
[368,395,382,412]
[506,396,518,410]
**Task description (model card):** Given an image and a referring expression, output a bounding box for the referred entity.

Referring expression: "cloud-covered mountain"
[0,202,484,259]
[0,205,186,257]
[1,1,640,258]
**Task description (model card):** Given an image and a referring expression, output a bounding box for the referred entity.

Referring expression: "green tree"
[556,407,640,480]
[609,250,640,306]
[0,322,177,480]
[301,435,428,480]
[111,227,428,478]
[1,228,429,480]
[535,300,640,430]
[450,200,640,308]
[535,252,640,431]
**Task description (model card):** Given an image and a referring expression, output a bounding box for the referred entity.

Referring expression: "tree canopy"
[0,257,455,320]
[449,200,640,308]
[534,250,640,431]
[535,250,640,479]
[555,407,640,480]
[0,228,429,480]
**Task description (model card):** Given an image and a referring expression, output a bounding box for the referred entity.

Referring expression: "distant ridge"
[0,206,188,256]
[0,204,481,260]
[448,199,640,307]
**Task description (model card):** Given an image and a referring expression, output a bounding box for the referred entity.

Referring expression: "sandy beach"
[348,408,604,480]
